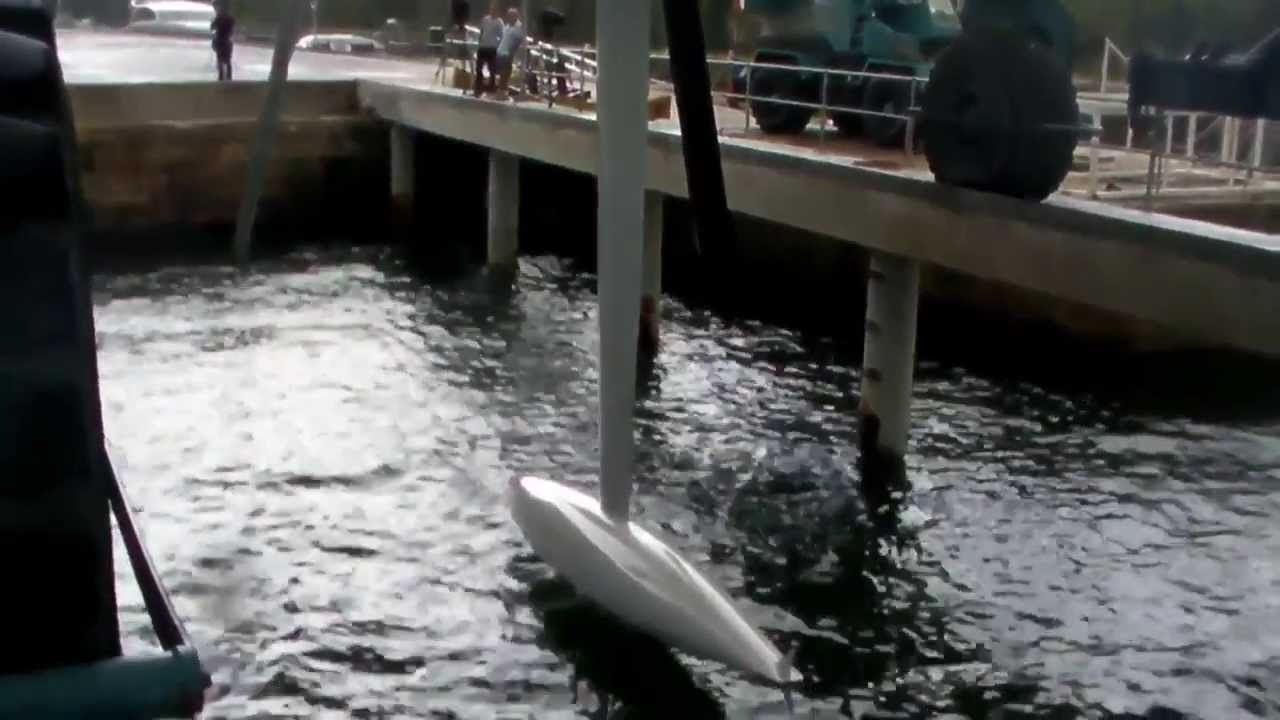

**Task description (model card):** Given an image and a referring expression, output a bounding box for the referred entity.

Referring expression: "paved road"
[57,28,437,84]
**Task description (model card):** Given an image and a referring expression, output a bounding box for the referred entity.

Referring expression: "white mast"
[510,0,797,692]
[594,0,650,522]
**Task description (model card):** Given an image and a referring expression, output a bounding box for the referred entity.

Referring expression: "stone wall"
[68,81,389,252]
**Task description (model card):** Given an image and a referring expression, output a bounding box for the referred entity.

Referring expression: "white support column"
[390,124,415,228]
[595,0,650,523]
[859,252,919,484]
[1186,114,1197,159]
[639,191,664,353]
[486,150,520,268]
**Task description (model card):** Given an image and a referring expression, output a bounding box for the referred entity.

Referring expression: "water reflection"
[519,572,726,720]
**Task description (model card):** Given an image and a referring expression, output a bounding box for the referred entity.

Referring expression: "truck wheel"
[863,77,911,147]
[749,61,814,135]
[832,110,861,136]
[827,73,862,136]
[922,30,1078,201]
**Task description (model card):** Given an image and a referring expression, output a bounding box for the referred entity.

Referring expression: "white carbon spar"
[508,0,799,691]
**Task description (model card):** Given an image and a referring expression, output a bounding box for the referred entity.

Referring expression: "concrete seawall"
[507,158,1205,359]
[68,81,388,251]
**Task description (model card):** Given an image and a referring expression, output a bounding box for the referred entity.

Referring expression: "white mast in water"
[508,0,798,690]
[240,0,798,694]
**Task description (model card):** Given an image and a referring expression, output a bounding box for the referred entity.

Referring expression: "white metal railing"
[696,55,927,155]
[433,30,924,155]
[457,24,598,83]
[428,31,1274,197]
[431,31,927,156]
[426,31,589,107]
[1081,111,1274,200]
[1080,37,1275,200]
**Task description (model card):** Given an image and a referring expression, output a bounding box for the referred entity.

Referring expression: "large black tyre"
[863,76,911,147]
[749,60,815,135]
[921,30,1079,201]
[826,68,863,136]
[0,29,58,121]
[832,109,861,136]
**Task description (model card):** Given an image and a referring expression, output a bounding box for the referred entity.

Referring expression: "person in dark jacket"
[211,1,235,81]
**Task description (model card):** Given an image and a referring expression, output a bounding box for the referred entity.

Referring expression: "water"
[95,246,1280,719]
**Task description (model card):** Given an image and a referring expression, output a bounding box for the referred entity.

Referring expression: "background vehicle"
[126,0,214,37]
[738,0,1081,200]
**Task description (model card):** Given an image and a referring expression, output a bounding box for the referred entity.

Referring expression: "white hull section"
[510,476,798,686]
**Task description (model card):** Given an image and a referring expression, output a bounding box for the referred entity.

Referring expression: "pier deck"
[58,29,1280,358]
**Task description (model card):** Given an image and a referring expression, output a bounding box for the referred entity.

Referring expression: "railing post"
[1186,114,1197,159]
[1255,119,1267,168]
[1230,116,1241,165]
[1248,118,1266,185]
[1222,116,1234,163]
[905,77,918,156]
[743,61,752,132]
[819,70,829,144]
[1100,38,1110,94]
[1088,138,1099,197]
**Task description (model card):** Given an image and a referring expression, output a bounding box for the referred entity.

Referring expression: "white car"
[127,0,215,38]
[295,33,383,55]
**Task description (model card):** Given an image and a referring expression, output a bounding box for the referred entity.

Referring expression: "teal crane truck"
[738,0,1082,200]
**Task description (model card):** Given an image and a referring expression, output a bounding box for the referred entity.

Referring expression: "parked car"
[295,33,383,55]
[126,0,214,38]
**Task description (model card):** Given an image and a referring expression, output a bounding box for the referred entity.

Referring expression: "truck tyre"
[0,28,59,121]
[922,29,1078,201]
[863,75,912,147]
[827,67,863,136]
[832,109,861,136]
[749,59,814,135]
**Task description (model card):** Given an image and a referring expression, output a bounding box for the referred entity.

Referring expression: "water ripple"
[97,247,1280,719]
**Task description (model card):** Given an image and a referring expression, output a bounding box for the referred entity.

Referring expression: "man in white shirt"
[496,8,527,93]
[474,3,505,97]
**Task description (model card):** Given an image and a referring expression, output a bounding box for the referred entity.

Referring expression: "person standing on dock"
[496,7,526,95]
[211,0,235,82]
[474,3,504,97]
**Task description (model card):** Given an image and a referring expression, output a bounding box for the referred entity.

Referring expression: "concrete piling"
[390,124,415,233]
[640,191,664,355]
[487,150,520,270]
[858,252,919,519]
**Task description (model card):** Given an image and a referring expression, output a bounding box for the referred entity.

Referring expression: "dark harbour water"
[96,245,1280,719]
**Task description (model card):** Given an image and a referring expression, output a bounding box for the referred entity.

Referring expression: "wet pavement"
[56,28,435,85]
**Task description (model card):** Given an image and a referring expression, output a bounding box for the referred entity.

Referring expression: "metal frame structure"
[1074,37,1277,202]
